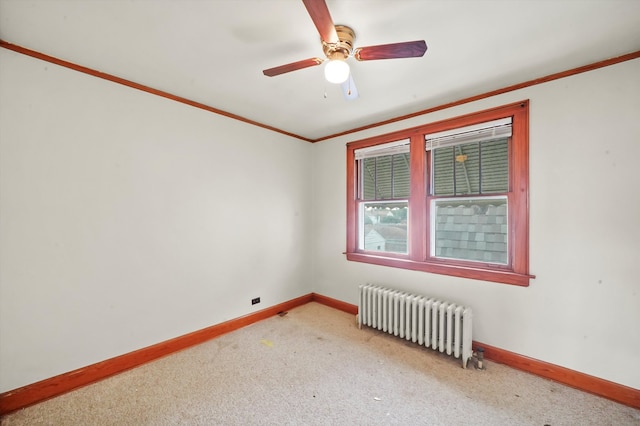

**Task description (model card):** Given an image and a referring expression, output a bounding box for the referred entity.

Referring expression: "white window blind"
[425,117,512,151]
[354,139,410,160]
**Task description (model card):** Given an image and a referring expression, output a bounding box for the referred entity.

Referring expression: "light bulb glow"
[324,59,350,84]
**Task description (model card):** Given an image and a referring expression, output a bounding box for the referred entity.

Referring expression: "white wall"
[311,58,640,389]
[0,49,312,392]
[2,47,638,395]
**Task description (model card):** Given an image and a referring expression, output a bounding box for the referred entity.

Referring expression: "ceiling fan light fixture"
[324,59,350,84]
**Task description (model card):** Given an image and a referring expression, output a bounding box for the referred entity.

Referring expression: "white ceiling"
[1,0,639,141]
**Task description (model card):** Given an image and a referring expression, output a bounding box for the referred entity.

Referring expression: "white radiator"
[358,283,473,368]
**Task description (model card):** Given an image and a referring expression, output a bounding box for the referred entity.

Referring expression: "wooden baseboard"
[472,342,640,409]
[0,293,313,415]
[2,292,638,415]
[310,295,640,409]
[311,292,358,315]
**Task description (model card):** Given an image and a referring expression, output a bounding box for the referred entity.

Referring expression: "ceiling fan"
[262,0,427,99]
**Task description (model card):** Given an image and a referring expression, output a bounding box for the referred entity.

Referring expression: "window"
[356,139,410,254]
[428,118,510,265]
[346,101,531,286]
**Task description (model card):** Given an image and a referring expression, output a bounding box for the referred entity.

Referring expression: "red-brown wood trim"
[345,252,531,286]
[510,103,530,275]
[345,101,527,155]
[2,294,637,414]
[409,133,427,261]
[0,39,314,143]
[311,293,358,315]
[314,295,639,408]
[2,39,637,144]
[473,342,640,409]
[345,101,532,286]
[314,50,640,142]
[345,147,357,254]
[0,293,313,416]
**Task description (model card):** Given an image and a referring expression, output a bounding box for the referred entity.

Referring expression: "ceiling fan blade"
[341,73,358,100]
[263,58,323,77]
[302,0,339,44]
[354,40,427,61]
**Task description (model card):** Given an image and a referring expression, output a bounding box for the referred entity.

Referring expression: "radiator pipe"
[475,347,485,370]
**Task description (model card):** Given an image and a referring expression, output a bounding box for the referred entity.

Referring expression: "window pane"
[376,155,393,199]
[393,153,410,198]
[360,153,410,200]
[433,138,509,196]
[360,202,408,254]
[432,197,508,264]
[362,158,376,199]
[433,147,454,195]
[454,143,480,195]
[481,139,509,193]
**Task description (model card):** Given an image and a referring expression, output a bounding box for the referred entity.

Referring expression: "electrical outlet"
[251,297,260,305]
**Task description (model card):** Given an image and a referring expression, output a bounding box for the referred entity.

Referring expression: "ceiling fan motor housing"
[323,25,355,60]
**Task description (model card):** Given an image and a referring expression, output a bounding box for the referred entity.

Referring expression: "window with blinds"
[355,139,410,254]
[427,118,510,196]
[356,139,410,200]
[345,101,531,286]
[426,118,511,265]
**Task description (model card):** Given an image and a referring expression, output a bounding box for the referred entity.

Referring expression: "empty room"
[1,0,639,424]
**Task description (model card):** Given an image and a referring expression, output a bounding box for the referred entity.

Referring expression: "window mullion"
[409,134,426,261]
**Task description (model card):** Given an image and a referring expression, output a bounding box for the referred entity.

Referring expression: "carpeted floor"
[2,302,639,425]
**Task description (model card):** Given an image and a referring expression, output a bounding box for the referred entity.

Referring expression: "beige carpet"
[2,302,639,425]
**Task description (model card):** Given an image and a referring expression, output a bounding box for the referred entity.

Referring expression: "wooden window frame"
[346,101,532,286]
